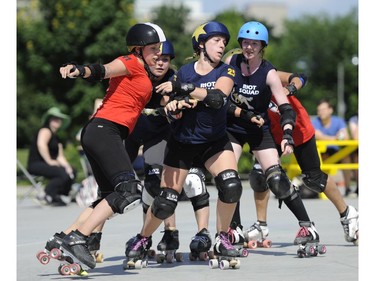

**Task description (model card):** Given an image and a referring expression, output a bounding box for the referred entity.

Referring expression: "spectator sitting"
[27,107,77,206]
[312,98,354,196]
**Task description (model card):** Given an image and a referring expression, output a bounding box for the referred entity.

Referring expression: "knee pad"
[301,170,328,193]
[142,164,163,207]
[215,169,242,203]
[190,192,210,211]
[151,188,179,220]
[183,167,206,198]
[249,164,267,192]
[105,179,142,214]
[265,165,294,199]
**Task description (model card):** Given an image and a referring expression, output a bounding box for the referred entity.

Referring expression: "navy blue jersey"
[227,54,275,134]
[170,61,235,144]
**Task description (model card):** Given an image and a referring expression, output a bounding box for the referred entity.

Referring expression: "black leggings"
[27,162,74,198]
[81,118,134,195]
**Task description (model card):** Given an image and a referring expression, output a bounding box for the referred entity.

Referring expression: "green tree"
[267,10,358,118]
[17,0,135,147]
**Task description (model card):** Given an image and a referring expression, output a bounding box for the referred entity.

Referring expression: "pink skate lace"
[295,227,309,238]
[133,237,149,250]
[220,233,235,249]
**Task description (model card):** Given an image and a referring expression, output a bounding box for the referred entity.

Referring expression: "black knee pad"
[190,192,210,211]
[302,170,328,193]
[151,188,179,220]
[249,165,267,192]
[265,165,293,200]
[105,179,142,214]
[215,169,242,203]
[142,164,163,207]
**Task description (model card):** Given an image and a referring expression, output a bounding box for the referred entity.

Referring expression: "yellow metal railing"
[283,140,358,179]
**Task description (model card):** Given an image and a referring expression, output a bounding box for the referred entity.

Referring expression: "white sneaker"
[340,205,359,244]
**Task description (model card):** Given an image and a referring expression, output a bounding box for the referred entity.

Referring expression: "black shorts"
[164,134,233,169]
[227,128,276,153]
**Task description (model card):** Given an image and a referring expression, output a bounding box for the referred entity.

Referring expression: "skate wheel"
[59,264,71,275]
[306,245,316,256]
[318,244,327,255]
[263,239,272,248]
[166,253,174,263]
[156,254,165,263]
[175,252,183,262]
[233,259,241,269]
[69,263,80,275]
[37,251,50,265]
[50,248,62,259]
[134,259,143,269]
[78,269,89,276]
[198,251,208,261]
[297,249,306,258]
[148,249,156,258]
[219,260,230,270]
[96,252,104,263]
[247,240,257,249]
[241,249,248,257]
[189,252,197,261]
[209,259,219,269]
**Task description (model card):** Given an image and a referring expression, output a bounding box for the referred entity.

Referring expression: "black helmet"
[126,22,166,51]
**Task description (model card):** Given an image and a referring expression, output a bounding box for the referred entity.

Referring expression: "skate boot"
[88,232,104,263]
[294,221,326,258]
[209,232,240,269]
[227,223,248,257]
[244,221,271,248]
[189,228,212,261]
[123,234,152,270]
[156,229,183,263]
[60,230,96,270]
[340,205,359,245]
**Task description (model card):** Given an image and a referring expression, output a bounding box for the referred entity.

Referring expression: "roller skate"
[57,230,96,274]
[294,221,326,258]
[189,228,212,261]
[123,234,152,270]
[340,205,359,245]
[209,232,241,270]
[227,222,248,257]
[88,232,104,263]
[155,229,183,263]
[244,221,272,249]
[36,232,72,265]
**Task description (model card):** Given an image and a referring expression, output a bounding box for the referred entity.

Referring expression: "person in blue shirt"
[312,98,353,196]
[125,21,242,260]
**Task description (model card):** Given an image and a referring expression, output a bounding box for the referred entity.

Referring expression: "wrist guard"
[239,109,256,122]
[227,102,236,116]
[285,82,298,96]
[282,128,295,148]
[171,81,195,97]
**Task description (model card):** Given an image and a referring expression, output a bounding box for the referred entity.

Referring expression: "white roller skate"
[340,205,359,245]
[244,221,271,248]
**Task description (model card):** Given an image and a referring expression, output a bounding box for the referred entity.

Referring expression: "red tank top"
[94,54,152,133]
[269,95,315,146]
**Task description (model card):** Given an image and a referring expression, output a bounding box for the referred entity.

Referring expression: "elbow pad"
[279,103,296,128]
[85,63,106,82]
[203,89,227,109]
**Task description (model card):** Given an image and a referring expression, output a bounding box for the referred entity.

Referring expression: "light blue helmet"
[237,21,269,45]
